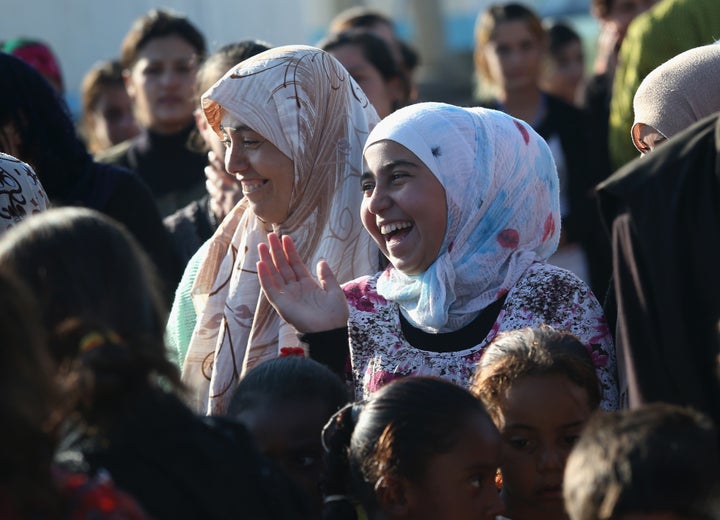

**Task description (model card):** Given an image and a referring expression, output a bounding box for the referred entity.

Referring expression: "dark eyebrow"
[219,124,252,132]
[381,159,417,171]
[361,171,373,180]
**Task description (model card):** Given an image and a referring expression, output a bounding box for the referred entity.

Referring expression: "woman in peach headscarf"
[171,45,380,414]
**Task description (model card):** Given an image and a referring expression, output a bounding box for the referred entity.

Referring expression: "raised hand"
[257,232,349,333]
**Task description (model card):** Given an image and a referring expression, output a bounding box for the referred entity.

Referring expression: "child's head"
[542,21,584,105]
[322,376,504,520]
[227,356,349,514]
[472,325,601,519]
[564,403,719,520]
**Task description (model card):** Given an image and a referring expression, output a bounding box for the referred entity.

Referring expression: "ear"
[194,108,208,133]
[386,76,406,106]
[123,69,136,101]
[374,475,417,518]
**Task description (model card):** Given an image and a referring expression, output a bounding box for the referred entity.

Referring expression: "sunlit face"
[235,398,332,516]
[125,35,199,134]
[632,122,667,154]
[221,113,294,224]
[546,40,585,104]
[484,20,544,92]
[362,140,447,275]
[496,374,593,520]
[330,44,399,119]
[402,412,505,520]
[89,84,139,149]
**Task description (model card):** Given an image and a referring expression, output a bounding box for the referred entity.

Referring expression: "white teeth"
[380,222,412,235]
[241,180,266,194]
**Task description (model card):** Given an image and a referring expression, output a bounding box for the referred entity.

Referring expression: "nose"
[365,184,391,215]
[482,488,505,519]
[225,142,249,175]
[537,445,564,473]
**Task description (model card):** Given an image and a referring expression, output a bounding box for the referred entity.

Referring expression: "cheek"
[360,200,378,234]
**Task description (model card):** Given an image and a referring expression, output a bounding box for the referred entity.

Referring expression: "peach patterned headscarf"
[183,46,379,414]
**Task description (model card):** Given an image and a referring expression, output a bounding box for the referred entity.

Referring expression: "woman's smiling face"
[361,140,447,275]
[221,112,295,224]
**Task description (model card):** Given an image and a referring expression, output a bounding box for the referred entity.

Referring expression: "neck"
[147,120,193,136]
[502,490,567,520]
[498,86,542,121]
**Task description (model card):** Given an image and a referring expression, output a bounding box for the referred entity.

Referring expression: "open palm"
[257,232,349,333]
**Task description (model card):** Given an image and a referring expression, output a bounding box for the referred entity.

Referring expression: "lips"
[241,179,268,194]
[536,485,563,500]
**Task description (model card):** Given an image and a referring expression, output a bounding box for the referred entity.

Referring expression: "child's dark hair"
[564,403,720,520]
[321,376,494,519]
[546,21,581,58]
[228,356,349,417]
[195,39,273,100]
[0,207,181,430]
[120,8,206,70]
[0,270,64,518]
[472,325,601,422]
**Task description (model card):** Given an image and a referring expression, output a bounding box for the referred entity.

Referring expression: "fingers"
[266,232,300,283]
[257,242,285,296]
[281,234,314,280]
[316,259,341,293]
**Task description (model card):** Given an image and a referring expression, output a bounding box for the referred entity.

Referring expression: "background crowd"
[0,0,719,518]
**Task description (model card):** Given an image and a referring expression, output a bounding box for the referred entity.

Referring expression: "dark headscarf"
[597,112,720,424]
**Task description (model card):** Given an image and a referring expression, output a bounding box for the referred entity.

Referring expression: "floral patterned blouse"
[343,262,618,410]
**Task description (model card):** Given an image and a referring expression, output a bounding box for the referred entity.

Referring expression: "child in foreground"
[321,376,505,520]
[472,325,602,520]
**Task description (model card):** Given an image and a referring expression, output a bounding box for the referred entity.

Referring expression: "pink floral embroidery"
[367,370,404,393]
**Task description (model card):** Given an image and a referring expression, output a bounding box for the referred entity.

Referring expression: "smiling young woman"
[257,102,618,410]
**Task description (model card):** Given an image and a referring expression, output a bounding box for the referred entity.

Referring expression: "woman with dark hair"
[474,3,606,296]
[99,8,208,217]
[79,59,139,155]
[321,376,504,520]
[0,52,182,299]
[320,30,407,119]
[0,207,311,520]
[0,270,149,519]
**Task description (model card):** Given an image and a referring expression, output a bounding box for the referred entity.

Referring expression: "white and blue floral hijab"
[363,102,560,333]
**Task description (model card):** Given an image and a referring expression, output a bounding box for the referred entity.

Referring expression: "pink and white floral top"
[343,262,618,410]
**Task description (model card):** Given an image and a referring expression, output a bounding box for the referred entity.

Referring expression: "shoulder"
[544,93,587,123]
[506,263,596,317]
[95,139,134,166]
[343,272,386,306]
[164,199,204,231]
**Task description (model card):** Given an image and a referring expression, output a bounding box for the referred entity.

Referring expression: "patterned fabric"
[183,46,380,415]
[0,153,49,234]
[364,103,560,333]
[55,468,150,519]
[344,262,618,410]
